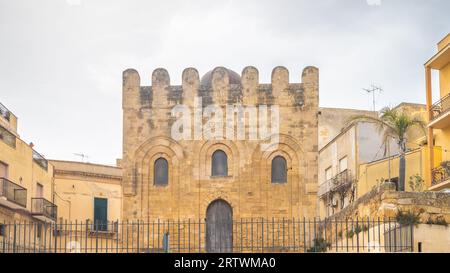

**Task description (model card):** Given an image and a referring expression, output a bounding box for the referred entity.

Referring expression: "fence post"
[188,219,191,253]
[356,218,360,253]
[137,220,140,253]
[313,218,317,252]
[303,217,307,253]
[2,221,5,253]
[85,220,88,253]
[178,219,181,253]
[116,220,120,253]
[13,221,17,253]
[410,223,414,253]
[54,222,58,253]
[261,218,264,253]
[163,232,170,253]
[345,218,349,253]
[198,219,201,253]
[292,218,295,252]
[239,218,243,253]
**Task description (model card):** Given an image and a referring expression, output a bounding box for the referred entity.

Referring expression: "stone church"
[121,66,319,224]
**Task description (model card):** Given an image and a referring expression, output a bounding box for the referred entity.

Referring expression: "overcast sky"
[0,0,448,165]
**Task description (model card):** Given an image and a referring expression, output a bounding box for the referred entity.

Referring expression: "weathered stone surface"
[121,66,320,221]
[328,182,450,223]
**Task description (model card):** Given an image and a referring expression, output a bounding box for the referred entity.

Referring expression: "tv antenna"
[73,153,90,163]
[363,85,383,112]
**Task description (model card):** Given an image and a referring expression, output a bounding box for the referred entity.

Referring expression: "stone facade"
[122,66,319,221]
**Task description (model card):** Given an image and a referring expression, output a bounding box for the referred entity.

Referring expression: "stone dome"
[200,68,241,87]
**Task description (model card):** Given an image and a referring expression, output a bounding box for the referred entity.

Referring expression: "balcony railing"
[32,150,48,171]
[0,178,27,208]
[319,170,353,198]
[432,166,450,186]
[0,102,11,121]
[430,93,450,122]
[31,198,57,221]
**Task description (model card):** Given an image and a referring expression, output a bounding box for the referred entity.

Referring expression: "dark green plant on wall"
[408,174,424,192]
[307,238,331,253]
[426,216,448,227]
[396,210,421,226]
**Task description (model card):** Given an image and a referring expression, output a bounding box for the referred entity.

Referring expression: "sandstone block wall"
[122,66,319,221]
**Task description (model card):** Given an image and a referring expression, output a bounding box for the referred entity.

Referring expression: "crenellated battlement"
[121,65,319,216]
[123,66,319,109]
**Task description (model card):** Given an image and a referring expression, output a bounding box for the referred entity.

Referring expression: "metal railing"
[0,218,413,253]
[430,93,450,122]
[0,102,10,121]
[0,178,27,208]
[432,166,450,186]
[31,198,57,221]
[32,150,48,171]
[319,170,353,198]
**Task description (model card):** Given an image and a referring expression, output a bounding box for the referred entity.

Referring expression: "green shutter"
[94,198,108,231]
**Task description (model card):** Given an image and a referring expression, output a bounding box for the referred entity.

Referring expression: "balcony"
[31,198,57,222]
[318,170,354,199]
[0,102,11,122]
[431,165,450,191]
[0,178,27,209]
[32,150,48,171]
[429,93,450,129]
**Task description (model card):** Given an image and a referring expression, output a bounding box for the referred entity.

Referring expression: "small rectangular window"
[36,183,44,198]
[325,167,333,181]
[0,161,8,178]
[339,156,348,173]
[0,224,5,236]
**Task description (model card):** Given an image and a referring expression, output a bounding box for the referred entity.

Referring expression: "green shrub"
[426,217,448,227]
[396,210,421,226]
[307,238,331,253]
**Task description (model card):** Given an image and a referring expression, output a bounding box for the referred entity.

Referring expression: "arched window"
[154,158,168,186]
[271,156,287,183]
[212,150,228,177]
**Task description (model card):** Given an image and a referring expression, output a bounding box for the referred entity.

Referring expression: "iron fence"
[0,218,413,253]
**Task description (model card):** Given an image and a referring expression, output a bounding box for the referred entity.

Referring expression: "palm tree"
[347,107,426,191]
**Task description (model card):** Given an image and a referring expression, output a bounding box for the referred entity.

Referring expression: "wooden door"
[206,200,233,253]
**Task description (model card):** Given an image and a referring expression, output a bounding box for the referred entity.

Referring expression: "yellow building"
[1,102,123,228]
[0,102,57,224]
[358,146,441,196]
[318,103,428,218]
[425,33,450,192]
[51,160,123,226]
